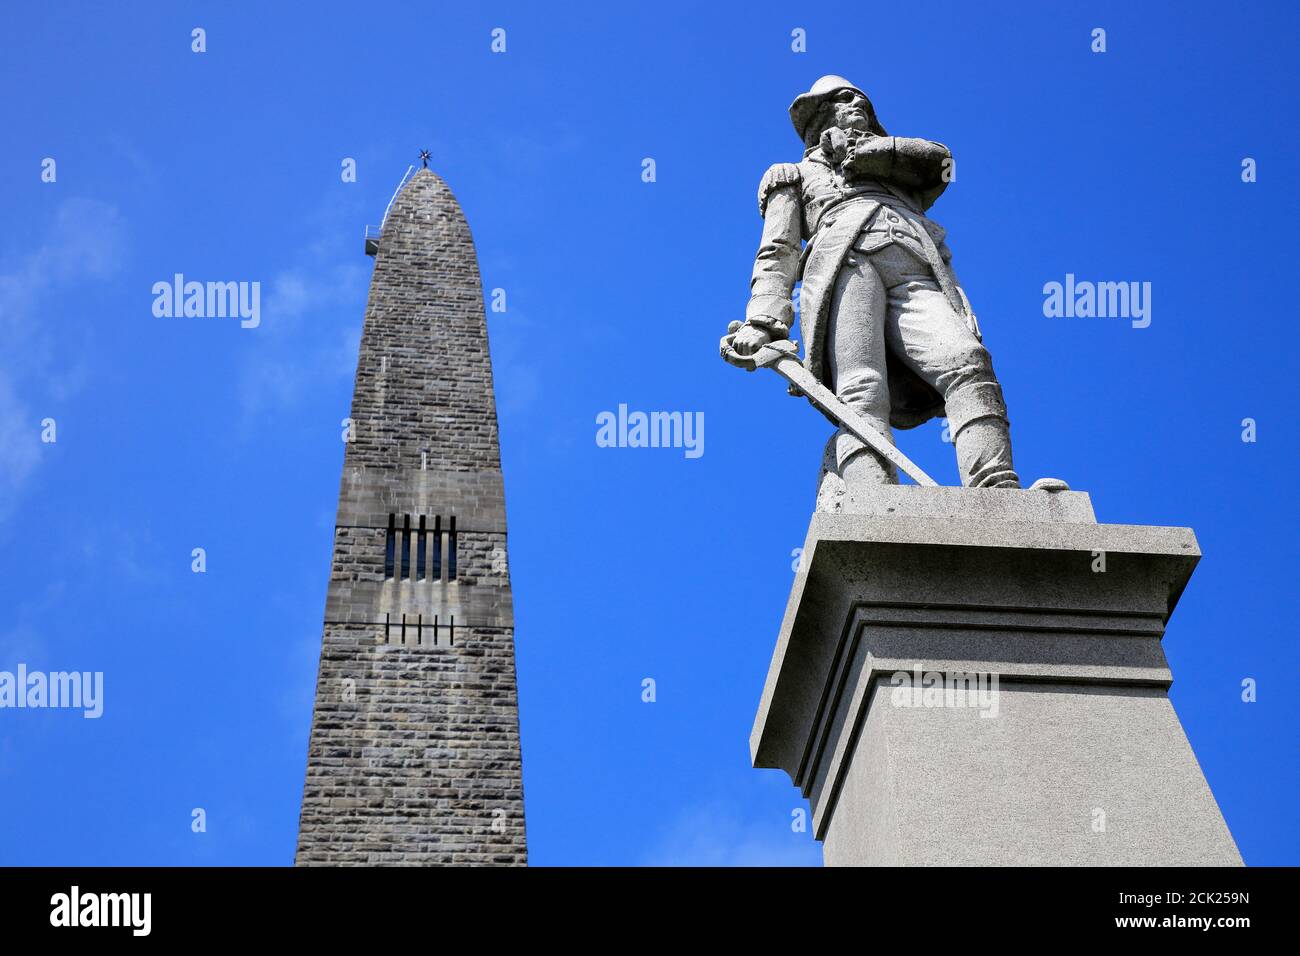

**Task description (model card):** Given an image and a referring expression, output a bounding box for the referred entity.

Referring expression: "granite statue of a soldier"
[724,75,1053,510]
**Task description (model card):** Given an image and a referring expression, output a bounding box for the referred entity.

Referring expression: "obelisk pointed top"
[386,166,468,228]
[365,163,469,256]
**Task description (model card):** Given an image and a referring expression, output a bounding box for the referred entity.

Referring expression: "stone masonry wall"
[296,169,526,865]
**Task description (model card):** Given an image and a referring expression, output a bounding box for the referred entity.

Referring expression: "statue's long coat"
[747,140,978,429]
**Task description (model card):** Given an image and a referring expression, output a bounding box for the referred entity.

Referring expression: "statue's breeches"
[823,238,1019,488]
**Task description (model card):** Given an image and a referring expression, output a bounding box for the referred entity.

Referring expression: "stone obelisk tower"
[296,167,526,865]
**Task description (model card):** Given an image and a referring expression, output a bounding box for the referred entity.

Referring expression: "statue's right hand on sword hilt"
[721,320,796,371]
[719,320,758,370]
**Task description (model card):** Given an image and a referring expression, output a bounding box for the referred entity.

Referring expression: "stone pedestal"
[750,486,1241,866]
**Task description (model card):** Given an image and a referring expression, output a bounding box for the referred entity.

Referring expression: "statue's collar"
[804,142,832,168]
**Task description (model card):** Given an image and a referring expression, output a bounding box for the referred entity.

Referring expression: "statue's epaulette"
[757,162,801,217]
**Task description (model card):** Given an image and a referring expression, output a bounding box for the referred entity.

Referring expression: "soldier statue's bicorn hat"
[789,74,888,141]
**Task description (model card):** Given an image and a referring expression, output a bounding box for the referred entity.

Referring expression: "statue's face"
[828,89,873,133]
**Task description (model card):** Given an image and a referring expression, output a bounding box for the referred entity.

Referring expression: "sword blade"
[762,351,939,488]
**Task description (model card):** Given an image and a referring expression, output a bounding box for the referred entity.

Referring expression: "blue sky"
[0,1,1296,866]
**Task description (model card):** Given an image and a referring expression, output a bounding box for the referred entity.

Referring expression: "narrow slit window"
[400,514,411,579]
[448,516,457,581]
[384,514,395,579]
[432,515,442,581]
[417,515,427,579]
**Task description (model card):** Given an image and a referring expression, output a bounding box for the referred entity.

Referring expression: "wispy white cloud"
[275,632,323,743]
[236,194,367,424]
[78,520,162,587]
[235,269,364,418]
[0,198,126,523]
[0,375,41,517]
[488,311,541,416]
[641,801,823,867]
[0,578,72,669]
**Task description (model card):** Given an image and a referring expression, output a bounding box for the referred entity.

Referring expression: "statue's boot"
[946,382,1021,488]
[816,427,898,512]
[814,426,898,513]
[842,444,897,493]
[947,385,1070,490]
[953,417,1020,488]
[814,435,846,513]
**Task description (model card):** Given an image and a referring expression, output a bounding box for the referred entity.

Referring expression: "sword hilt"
[720,321,800,371]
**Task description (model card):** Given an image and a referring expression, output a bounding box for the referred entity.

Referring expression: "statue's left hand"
[842,136,894,181]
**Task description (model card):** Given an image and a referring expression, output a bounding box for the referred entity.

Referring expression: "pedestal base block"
[750,487,1241,866]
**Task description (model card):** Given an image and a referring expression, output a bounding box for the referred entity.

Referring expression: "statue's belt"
[799,194,893,275]
[801,196,963,317]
